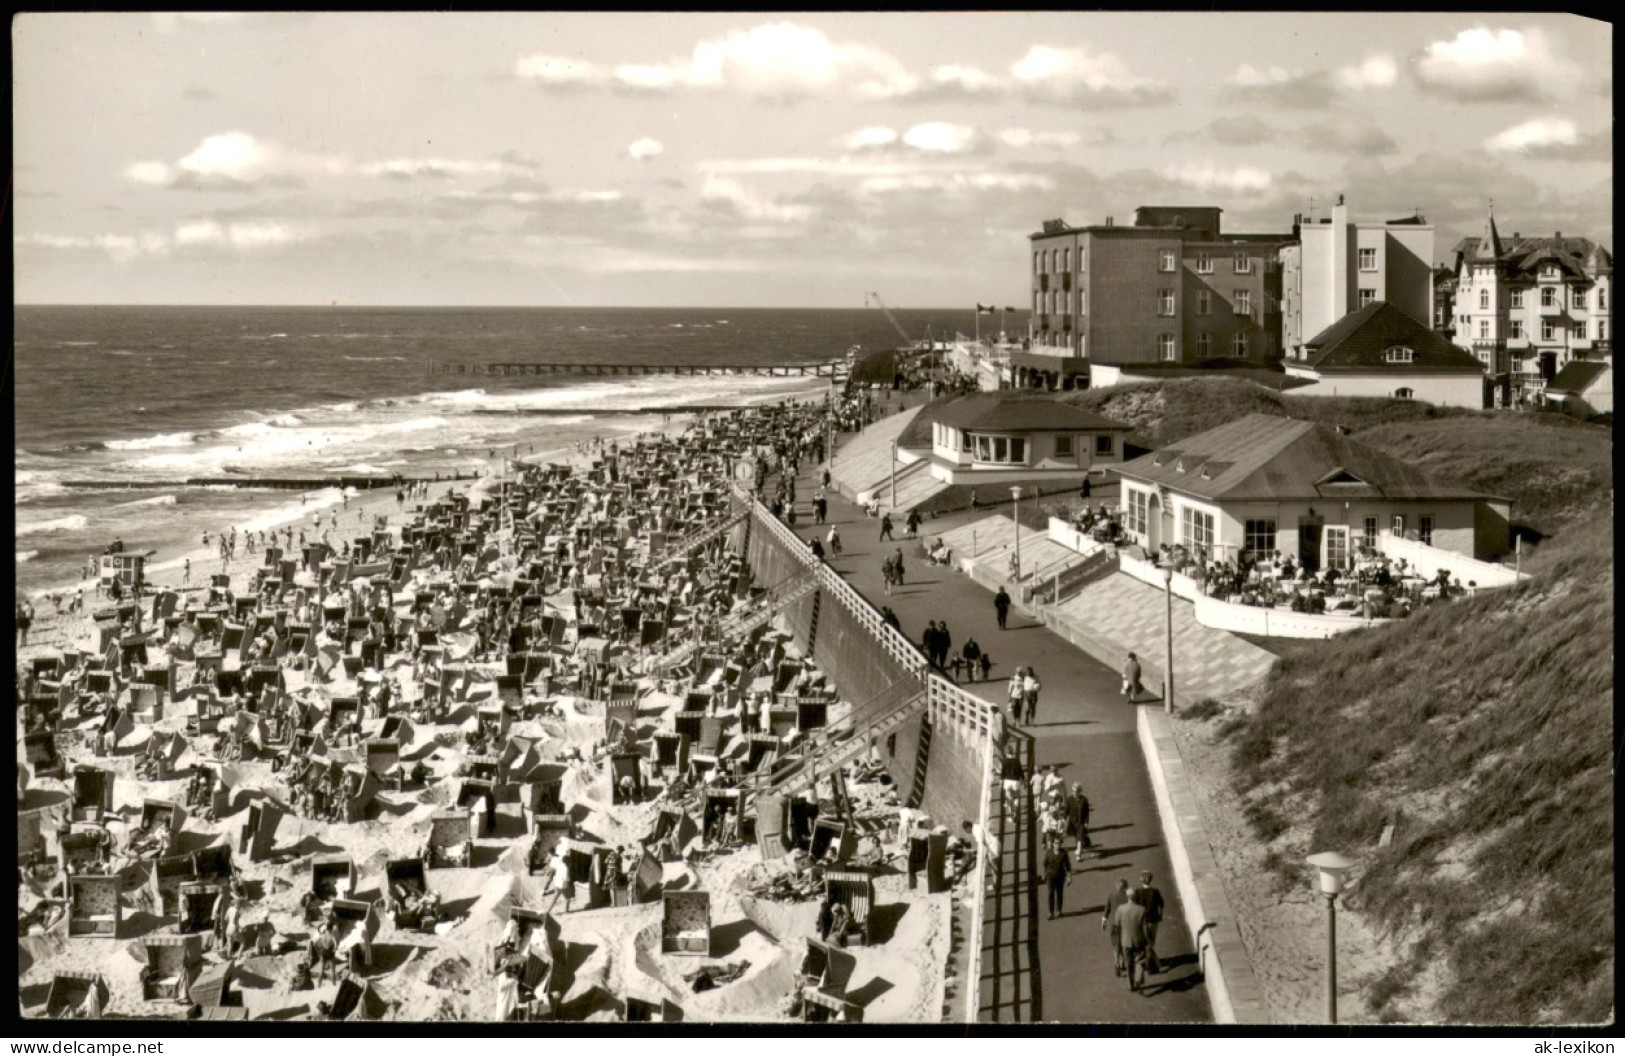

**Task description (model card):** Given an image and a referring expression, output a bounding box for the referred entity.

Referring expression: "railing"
[644,566,818,673]
[664,505,747,558]
[750,679,926,800]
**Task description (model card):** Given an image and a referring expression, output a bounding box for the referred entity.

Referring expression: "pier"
[427,359,848,379]
[59,473,480,492]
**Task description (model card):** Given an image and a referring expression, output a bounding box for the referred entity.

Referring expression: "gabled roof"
[1301,302,1485,376]
[1453,233,1611,280]
[929,393,1131,433]
[1545,360,1610,396]
[1114,413,1507,503]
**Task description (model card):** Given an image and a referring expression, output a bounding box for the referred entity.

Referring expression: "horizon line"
[14,302,1028,312]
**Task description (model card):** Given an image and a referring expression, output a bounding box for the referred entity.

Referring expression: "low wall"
[1193,594,1390,639]
[1376,533,1526,589]
[1119,551,1201,600]
[1046,516,1110,558]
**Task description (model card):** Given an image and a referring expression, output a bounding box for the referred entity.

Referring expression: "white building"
[1283,301,1486,408]
[1281,197,1436,358]
[925,393,1130,485]
[1449,207,1613,406]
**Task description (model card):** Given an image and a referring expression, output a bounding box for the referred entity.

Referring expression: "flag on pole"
[976,304,995,314]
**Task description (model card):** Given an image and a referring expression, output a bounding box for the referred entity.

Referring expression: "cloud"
[1337,54,1397,91]
[838,126,900,151]
[627,137,664,161]
[1201,115,1277,147]
[520,22,912,101]
[1413,26,1577,102]
[1008,44,1174,107]
[126,161,174,185]
[1222,64,1338,108]
[1160,162,1273,194]
[900,122,984,154]
[699,176,813,224]
[1483,117,1610,160]
[997,128,1101,149]
[18,218,311,262]
[1301,116,1398,155]
[857,171,1055,195]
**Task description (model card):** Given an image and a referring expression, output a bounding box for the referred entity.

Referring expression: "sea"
[14,305,1013,597]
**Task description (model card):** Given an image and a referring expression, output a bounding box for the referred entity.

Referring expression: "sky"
[11,12,1613,308]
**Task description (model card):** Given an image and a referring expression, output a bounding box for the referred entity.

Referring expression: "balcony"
[1061,273,1073,291]
[1037,314,1050,331]
[1039,275,1050,292]
[1061,316,1072,332]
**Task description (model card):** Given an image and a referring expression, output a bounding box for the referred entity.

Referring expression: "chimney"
[1555,231,1562,239]
[1105,216,1114,227]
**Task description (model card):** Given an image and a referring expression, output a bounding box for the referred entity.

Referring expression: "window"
[1051,250,1059,274]
[1395,387,1414,399]
[960,428,972,453]
[1418,515,1434,546]
[1157,289,1175,316]
[1510,321,1524,339]
[1541,287,1557,308]
[1599,287,1607,310]
[1159,249,1177,272]
[1359,247,1377,271]
[1363,517,1378,549]
[1233,332,1249,357]
[1478,320,1489,339]
[1243,518,1277,558]
[1385,346,1414,363]
[1158,333,1177,361]
[1197,290,1211,315]
[1054,435,1074,458]
[1078,289,1086,315]
[1511,288,1524,308]
[1600,320,1608,341]
[1127,489,1149,537]
[1062,248,1070,273]
[1575,321,1587,340]
[1196,332,1212,357]
[1095,434,1113,455]
[1234,252,1253,274]
[1234,289,1252,315]
[973,435,1026,464]
[1542,320,1556,341]
[1571,286,1584,309]
[1358,288,1376,308]
[1035,252,1044,275]
[1181,506,1215,551]
[1542,266,1559,280]
[1078,247,1087,272]
[1390,514,1405,536]
[1479,289,1490,309]
[1195,252,1213,274]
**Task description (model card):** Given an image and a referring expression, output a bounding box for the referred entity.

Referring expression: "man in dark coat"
[1041,844,1072,920]
[993,587,1011,629]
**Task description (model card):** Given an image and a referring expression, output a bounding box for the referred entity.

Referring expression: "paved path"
[787,458,1213,1024]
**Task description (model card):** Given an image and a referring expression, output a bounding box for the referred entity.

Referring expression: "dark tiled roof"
[1302,302,1485,375]
[1113,413,1506,503]
[1545,360,1609,395]
[1453,235,1611,279]
[929,393,1131,432]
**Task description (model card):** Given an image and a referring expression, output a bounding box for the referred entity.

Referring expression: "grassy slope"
[1068,377,1613,1023]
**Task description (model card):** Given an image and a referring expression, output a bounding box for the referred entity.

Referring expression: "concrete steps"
[829,407,927,498]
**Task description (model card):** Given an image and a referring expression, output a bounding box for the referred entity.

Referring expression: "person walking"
[937,621,952,668]
[879,513,894,541]
[905,509,922,539]
[994,586,1011,629]
[1071,783,1093,852]
[1116,888,1149,991]
[1007,667,1027,725]
[826,524,842,555]
[1122,652,1144,703]
[1102,878,1131,977]
[892,548,905,586]
[1138,871,1166,974]
[1023,667,1041,726]
[1080,476,1092,502]
[17,599,35,648]
[1041,842,1073,920]
[961,638,982,682]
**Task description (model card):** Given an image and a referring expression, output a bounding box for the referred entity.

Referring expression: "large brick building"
[1448,207,1613,406]
[1024,206,1291,389]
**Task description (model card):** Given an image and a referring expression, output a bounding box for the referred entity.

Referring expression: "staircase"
[645,568,819,674]
[906,714,932,809]
[748,680,926,805]
[663,507,747,560]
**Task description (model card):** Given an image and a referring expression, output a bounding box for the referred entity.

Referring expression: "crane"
[865,293,914,349]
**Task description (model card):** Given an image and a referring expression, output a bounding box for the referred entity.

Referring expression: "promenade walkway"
[787,457,1214,1025]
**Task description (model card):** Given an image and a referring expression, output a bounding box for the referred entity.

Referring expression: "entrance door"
[1299,521,1323,574]
[1147,493,1163,551]
[1539,352,1558,381]
[1324,526,1350,573]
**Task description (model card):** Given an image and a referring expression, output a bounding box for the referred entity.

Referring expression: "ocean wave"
[339,464,392,475]
[342,355,406,362]
[105,350,137,356]
[327,402,359,413]
[18,514,89,536]
[265,413,303,427]
[234,489,347,534]
[114,494,178,508]
[17,550,39,564]
[105,431,197,450]
[128,415,452,472]
[58,340,98,347]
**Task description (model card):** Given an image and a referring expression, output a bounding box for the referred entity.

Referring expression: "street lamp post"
[1010,486,1023,584]
[1306,851,1355,1024]
[1161,565,1175,716]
